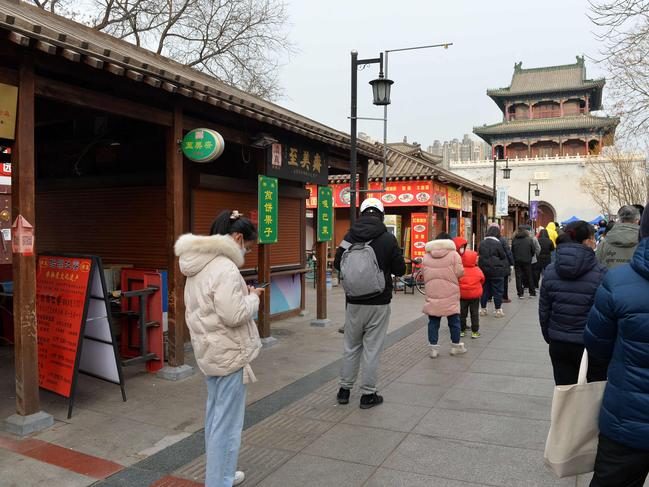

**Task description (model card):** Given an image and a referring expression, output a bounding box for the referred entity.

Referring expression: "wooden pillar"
[315,240,327,320]
[427,205,434,241]
[12,57,39,416]
[166,105,185,367]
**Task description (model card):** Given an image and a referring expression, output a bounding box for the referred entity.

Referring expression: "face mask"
[459,248,465,255]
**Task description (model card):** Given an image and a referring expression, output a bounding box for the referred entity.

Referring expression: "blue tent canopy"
[561,216,581,225]
[588,215,607,225]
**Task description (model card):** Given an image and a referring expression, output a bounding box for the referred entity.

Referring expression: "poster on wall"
[410,213,429,262]
[366,181,433,207]
[496,186,509,216]
[447,187,462,210]
[462,191,473,213]
[433,183,448,208]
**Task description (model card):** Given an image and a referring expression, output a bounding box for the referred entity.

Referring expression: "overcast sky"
[278,0,606,147]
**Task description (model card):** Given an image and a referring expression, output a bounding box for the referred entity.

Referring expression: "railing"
[448,152,646,168]
[506,107,587,121]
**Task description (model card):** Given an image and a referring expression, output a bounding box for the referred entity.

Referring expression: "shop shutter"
[36,186,167,269]
[192,188,301,270]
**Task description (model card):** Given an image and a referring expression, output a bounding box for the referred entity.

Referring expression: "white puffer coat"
[175,233,262,383]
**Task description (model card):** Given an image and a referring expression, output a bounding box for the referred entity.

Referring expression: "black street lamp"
[528,182,541,228]
[492,157,511,221]
[349,51,393,226]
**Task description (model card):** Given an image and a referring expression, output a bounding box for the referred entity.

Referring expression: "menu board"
[37,256,92,397]
[410,213,429,262]
[433,183,448,208]
[366,181,433,207]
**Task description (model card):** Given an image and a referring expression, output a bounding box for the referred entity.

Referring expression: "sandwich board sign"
[36,253,126,418]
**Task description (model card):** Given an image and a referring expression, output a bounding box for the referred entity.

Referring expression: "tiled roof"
[474,115,619,137]
[0,2,381,159]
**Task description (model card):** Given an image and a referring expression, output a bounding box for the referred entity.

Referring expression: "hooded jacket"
[478,235,509,278]
[538,243,606,344]
[584,238,649,450]
[511,228,536,264]
[452,236,468,254]
[546,222,559,246]
[175,234,262,382]
[459,250,485,300]
[422,239,464,316]
[334,215,406,305]
[596,222,640,270]
[537,229,555,268]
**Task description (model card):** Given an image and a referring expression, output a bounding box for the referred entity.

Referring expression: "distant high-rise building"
[427,135,491,167]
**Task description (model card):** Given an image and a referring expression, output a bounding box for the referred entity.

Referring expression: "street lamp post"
[492,157,511,221]
[528,182,540,228]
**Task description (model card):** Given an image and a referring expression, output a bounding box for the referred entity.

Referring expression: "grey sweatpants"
[339,303,391,395]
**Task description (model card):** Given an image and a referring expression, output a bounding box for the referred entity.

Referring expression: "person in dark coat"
[584,206,649,486]
[478,225,509,318]
[511,226,537,298]
[539,220,608,386]
[537,229,554,275]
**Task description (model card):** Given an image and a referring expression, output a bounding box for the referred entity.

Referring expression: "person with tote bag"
[582,207,649,486]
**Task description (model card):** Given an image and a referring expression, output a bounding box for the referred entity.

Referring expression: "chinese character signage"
[366,181,433,207]
[447,187,462,210]
[433,183,448,208]
[266,144,328,185]
[306,184,318,209]
[317,186,333,242]
[496,186,509,216]
[181,128,225,163]
[258,176,278,244]
[410,213,429,262]
[462,191,473,213]
[530,200,539,220]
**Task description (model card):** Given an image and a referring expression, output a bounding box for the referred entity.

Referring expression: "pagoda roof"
[487,57,606,110]
[473,114,619,143]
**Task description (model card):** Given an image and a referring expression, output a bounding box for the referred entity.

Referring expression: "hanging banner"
[266,144,328,185]
[317,186,333,242]
[496,186,509,216]
[462,191,473,213]
[447,187,462,210]
[530,200,539,220]
[366,181,433,207]
[258,176,279,244]
[432,183,448,208]
[410,213,429,262]
[306,184,317,209]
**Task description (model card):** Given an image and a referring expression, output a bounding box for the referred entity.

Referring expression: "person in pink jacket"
[423,232,466,358]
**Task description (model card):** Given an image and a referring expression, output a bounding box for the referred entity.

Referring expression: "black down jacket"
[539,242,607,344]
[478,236,509,278]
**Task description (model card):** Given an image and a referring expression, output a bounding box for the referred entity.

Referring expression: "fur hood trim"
[175,234,244,273]
[425,239,457,253]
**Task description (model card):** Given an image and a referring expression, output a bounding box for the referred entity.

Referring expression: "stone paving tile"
[486,336,548,352]
[435,388,553,421]
[342,402,430,433]
[381,381,449,407]
[302,423,406,467]
[469,358,554,379]
[408,354,476,372]
[365,467,490,486]
[394,367,460,388]
[256,453,375,487]
[477,346,549,364]
[280,392,356,423]
[453,372,555,397]
[414,408,550,450]
[0,449,96,487]
[241,414,336,452]
[383,434,574,487]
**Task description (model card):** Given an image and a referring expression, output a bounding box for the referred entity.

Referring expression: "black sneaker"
[337,387,350,404]
[359,393,383,409]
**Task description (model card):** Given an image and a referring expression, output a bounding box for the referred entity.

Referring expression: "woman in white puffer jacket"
[175,210,263,487]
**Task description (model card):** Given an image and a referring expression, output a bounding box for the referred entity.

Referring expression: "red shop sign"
[410,213,429,262]
[306,184,318,209]
[366,181,433,207]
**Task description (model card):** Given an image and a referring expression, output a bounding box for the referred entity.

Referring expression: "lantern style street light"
[369,74,394,106]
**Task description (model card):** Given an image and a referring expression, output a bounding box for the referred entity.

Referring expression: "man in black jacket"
[511,226,537,298]
[333,198,406,409]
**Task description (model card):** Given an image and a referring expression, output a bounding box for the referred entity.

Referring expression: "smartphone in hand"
[257,282,270,289]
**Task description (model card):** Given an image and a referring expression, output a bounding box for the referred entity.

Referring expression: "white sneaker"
[494,309,505,318]
[450,343,468,356]
[429,345,440,358]
[233,471,245,486]
[479,308,488,317]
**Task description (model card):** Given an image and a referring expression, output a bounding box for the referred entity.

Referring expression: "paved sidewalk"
[164,296,644,487]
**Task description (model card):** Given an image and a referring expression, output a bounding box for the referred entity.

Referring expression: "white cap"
[360,197,384,214]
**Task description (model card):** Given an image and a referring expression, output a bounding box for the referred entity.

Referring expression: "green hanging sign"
[181,128,225,163]
[258,176,278,244]
[317,186,333,242]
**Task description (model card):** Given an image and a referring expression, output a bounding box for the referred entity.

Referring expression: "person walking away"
[458,247,485,339]
[511,226,537,299]
[423,232,465,357]
[175,210,263,487]
[497,224,515,303]
[595,220,607,243]
[537,229,554,276]
[538,220,607,386]
[546,221,559,247]
[596,205,641,270]
[334,198,406,409]
[478,225,509,317]
[584,206,649,486]
[525,225,542,289]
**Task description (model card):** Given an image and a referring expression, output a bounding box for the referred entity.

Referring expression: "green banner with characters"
[317,186,333,242]
[258,176,278,244]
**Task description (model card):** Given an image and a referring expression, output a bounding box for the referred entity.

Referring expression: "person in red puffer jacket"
[453,237,485,338]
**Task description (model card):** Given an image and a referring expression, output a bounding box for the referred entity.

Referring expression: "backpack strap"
[340,240,352,250]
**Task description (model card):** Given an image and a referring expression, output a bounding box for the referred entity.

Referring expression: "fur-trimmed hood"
[175,233,244,277]
[425,239,457,254]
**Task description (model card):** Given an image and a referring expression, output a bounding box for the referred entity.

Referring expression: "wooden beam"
[166,105,185,367]
[35,40,57,55]
[62,49,80,63]
[126,70,144,82]
[8,32,29,47]
[35,77,173,127]
[12,56,39,416]
[183,116,249,146]
[106,63,125,76]
[144,76,161,88]
[84,56,104,69]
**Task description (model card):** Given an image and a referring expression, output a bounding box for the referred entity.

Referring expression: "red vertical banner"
[410,213,429,262]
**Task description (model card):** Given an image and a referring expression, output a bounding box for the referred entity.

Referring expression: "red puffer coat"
[459,250,485,300]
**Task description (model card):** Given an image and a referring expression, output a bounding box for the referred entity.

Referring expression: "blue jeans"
[428,314,461,345]
[205,368,246,487]
[481,277,504,309]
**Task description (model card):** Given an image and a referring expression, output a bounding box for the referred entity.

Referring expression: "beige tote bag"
[544,350,607,477]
